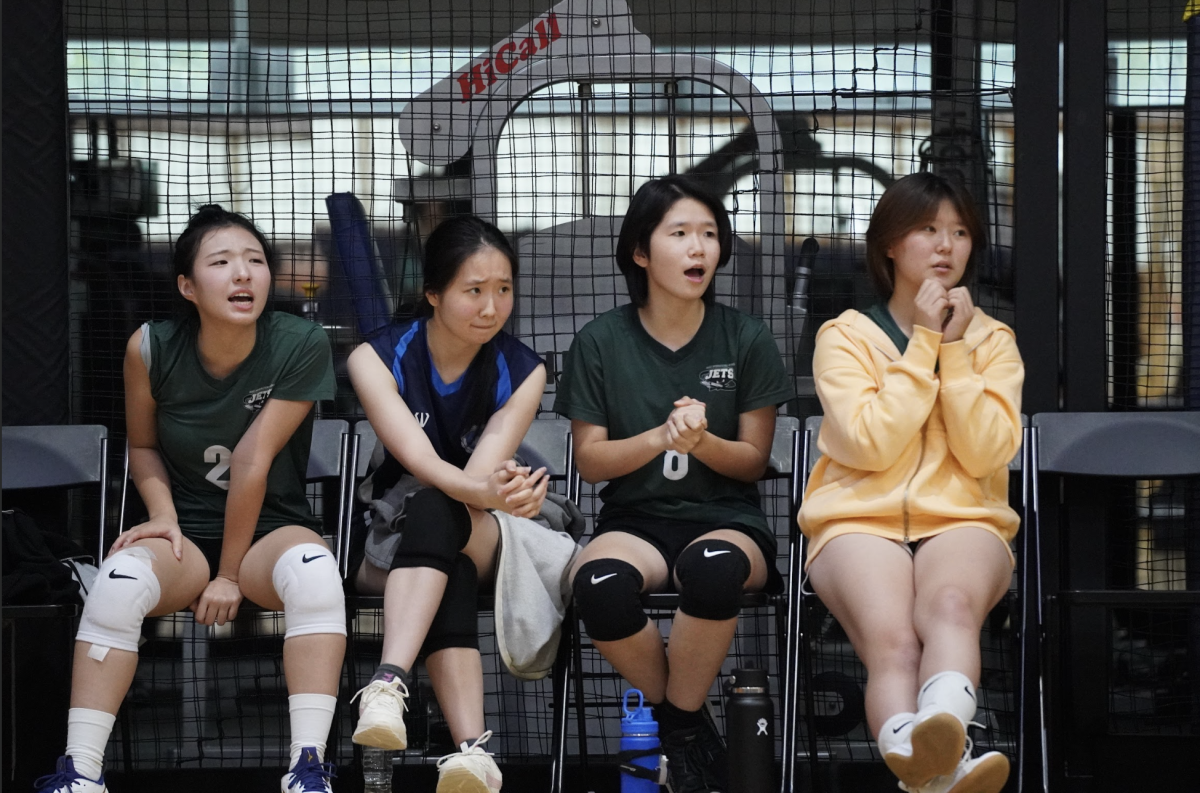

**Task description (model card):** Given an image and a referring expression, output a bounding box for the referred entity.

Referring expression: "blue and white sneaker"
[35,757,107,793]
[280,747,337,793]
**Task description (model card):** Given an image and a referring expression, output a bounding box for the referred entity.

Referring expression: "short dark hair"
[864,172,985,298]
[615,176,733,307]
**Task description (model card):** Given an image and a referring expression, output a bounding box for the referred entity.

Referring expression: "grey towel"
[492,509,581,680]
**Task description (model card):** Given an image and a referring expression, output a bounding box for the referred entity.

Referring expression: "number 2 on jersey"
[663,450,689,481]
[204,445,233,491]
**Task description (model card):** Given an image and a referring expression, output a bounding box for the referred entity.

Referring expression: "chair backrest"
[1031,411,1200,478]
[765,416,800,479]
[2,424,108,490]
[307,419,349,481]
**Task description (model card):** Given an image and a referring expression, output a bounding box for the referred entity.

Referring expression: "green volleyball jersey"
[554,302,793,537]
[145,312,336,538]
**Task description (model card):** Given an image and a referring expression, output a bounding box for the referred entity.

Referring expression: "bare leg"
[568,532,671,701]
[71,536,210,713]
[427,648,486,744]
[663,529,769,710]
[807,534,921,738]
[239,526,345,695]
[912,527,1013,687]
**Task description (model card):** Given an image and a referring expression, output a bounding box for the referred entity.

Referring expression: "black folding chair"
[340,417,579,788]
[1026,411,1200,793]
[554,415,802,792]
[796,415,1028,792]
[2,424,115,787]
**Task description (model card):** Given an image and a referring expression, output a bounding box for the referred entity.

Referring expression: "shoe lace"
[436,730,495,768]
[350,679,409,712]
[286,760,337,792]
[34,761,81,793]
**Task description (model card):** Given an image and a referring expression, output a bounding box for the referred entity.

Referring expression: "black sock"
[657,699,705,735]
[370,663,410,687]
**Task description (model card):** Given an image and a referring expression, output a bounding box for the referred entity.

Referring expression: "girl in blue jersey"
[37,206,345,793]
[556,177,793,793]
[347,216,547,793]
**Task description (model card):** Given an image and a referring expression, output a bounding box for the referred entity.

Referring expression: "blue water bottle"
[619,689,665,793]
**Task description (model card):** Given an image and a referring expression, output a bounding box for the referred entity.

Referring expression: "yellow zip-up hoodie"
[798,307,1024,567]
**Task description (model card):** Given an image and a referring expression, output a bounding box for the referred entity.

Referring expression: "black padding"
[423,554,479,654]
[573,558,647,642]
[675,539,749,621]
[390,488,472,574]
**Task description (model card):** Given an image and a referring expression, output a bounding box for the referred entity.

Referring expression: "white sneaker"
[35,757,107,793]
[898,750,1009,793]
[436,731,503,793]
[885,706,966,787]
[351,677,409,750]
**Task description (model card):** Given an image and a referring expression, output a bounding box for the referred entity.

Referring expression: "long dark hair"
[419,215,519,445]
[864,172,985,298]
[615,176,733,307]
[173,204,275,317]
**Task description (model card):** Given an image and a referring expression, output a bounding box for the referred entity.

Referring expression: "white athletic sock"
[288,693,337,767]
[66,708,116,781]
[877,711,916,756]
[917,671,977,726]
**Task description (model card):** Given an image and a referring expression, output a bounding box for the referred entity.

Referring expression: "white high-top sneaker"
[897,748,1010,793]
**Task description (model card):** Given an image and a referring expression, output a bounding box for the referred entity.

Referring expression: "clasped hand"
[662,396,708,455]
[914,279,975,344]
[488,460,549,519]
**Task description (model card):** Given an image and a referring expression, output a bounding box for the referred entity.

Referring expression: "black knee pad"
[391,488,472,574]
[423,554,479,655]
[675,539,749,621]
[573,559,647,642]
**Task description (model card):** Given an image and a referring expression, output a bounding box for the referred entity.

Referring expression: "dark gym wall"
[2,0,71,427]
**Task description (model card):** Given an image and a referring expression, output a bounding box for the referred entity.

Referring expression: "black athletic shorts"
[186,534,271,580]
[593,511,784,594]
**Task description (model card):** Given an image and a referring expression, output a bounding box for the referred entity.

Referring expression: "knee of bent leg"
[391,489,472,574]
[76,547,162,655]
[871,624,922,673]
[272,543,346,639]
[572,558,647,642]
[919,585,978,634]
[675,540,749,621]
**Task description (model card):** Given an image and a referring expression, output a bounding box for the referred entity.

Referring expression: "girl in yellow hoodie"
[799,172,1023,793]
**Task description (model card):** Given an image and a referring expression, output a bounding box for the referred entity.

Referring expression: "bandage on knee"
[573,558,647,642]
[423,554,479,655]
[76,546,161,660]
[272,543,346,639]
[390,489,472,574]
[674,539,749,621]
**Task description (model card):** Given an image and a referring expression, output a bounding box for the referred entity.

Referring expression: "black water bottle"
[726,668,774,793]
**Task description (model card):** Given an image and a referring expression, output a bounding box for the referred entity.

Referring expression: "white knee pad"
[272,543,346,640]
[76,546,161,661]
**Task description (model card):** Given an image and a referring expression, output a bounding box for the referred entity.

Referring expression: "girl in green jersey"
[38,206,343,793]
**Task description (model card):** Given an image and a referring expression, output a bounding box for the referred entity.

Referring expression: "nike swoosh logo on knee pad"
[302,554,326,563]
[108,570,137,580]
[590,573,617,584]
[703,548,730,557]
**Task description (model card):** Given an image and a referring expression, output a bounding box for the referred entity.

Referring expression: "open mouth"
[685,266,706,282]
[229,293,255,307]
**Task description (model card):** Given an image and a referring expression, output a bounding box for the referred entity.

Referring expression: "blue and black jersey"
[367,318,544,494]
